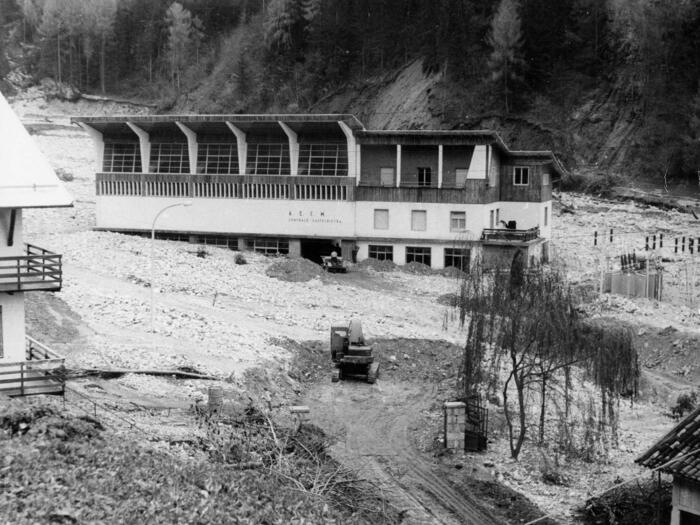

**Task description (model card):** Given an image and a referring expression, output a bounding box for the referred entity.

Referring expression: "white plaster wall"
[97,197,357,238]
[467,145,487,179]
[0,292,25,362]
[355,202,485,242]
[494,201,552,239]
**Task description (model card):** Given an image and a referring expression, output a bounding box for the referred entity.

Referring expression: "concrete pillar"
[396,144,402,188]
[338,121,358,182]
[279,121,299,176]
[77,123,104,172]
[237,238,248,251]
[175,122,198,174]
[126,122,150,173]
[288,239,301,257]
[438,144,443,189]
[443,401,466,451]
[225,122,247,175]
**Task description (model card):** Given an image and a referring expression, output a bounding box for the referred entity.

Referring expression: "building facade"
[72,114,565,270]
[1,93,72,395]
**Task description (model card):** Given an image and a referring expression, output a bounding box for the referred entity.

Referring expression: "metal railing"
[0,336,65,396]
[0,244,62,292]
[481,226,540,242]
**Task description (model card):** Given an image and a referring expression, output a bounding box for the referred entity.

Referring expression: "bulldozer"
[330,319,379,383]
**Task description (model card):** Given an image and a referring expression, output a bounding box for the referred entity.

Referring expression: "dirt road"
[306,379,502,525]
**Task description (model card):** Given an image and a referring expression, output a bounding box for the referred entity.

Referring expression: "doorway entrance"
[300,239,336,265]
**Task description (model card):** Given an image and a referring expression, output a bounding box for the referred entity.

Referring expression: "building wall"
[355,201,485,243]
[0,208,26,362]
[672,477,700,525]
[356,241,473,269]
[97,196,357,238]
[361,145,396,184]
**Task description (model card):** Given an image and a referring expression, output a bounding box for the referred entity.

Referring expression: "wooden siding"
[499,163,552,202]
[356,180,498,204]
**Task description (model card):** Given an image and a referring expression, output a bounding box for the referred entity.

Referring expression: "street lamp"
[150,201,192,347]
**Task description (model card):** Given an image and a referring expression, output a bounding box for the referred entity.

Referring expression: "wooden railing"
[96,173,356,201]
[481,226,540,242]
[0,244,62,292]
[0,336,65,397]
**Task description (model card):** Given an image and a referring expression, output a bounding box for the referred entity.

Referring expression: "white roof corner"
[0,92,73,208]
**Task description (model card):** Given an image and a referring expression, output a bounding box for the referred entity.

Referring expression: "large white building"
[72,114,565,270]
[0,93,72,395]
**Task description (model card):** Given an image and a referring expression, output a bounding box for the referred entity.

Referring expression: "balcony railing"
[481,226,540,243]
[0,336,66,397]
[0,244,63,292]
[356,180,498,204]
[96,173,356,201]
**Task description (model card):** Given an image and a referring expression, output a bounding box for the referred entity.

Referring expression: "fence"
[603,270,663,300]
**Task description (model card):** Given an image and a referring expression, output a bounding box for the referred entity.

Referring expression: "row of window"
[373,209,466,232]
[368,245,470,270]
[103,141,348,176]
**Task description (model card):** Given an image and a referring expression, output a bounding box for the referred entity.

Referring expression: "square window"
[514,167,530,185]
[411,210,427,231]
[544,206,549,227]
[445,248,470,272]
[380,167,395,186]
[450,211,466,231]
[406,246,431,266]
[368,245,393,261]
[418,167,432,187]
[455,168,468,188]
[374,209,389,230]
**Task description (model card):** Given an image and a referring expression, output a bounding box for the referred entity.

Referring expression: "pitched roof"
[636,405,700,483]
[0,93,73,208]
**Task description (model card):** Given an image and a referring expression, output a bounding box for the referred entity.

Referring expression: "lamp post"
[150,201,192,347]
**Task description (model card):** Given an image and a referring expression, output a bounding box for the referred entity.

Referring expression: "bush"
[578,478,671,525]
[234,253,247,265]
[670,391,698,420]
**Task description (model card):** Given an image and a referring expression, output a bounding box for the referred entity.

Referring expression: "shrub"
[235,253,247,265]
[578,478,671,525]
[670,391,698,420]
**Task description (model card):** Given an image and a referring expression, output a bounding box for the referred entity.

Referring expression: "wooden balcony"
[0,244,63,292]
[0,336,66,397]
[356,180,498,204]
[481,226,540,243]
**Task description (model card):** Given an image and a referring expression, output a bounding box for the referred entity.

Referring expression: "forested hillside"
[2,0,700,183]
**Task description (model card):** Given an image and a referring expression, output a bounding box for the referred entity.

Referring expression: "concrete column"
[338,121,358,182]
[237,238,247,251]
[396,144,402,188]
[126,122,150,173]
[438,144,443,189]
[175,122,198,174]
[225,122,247,175]
[443,401,466,450]
[279,121,299,176]
[77,123,104,172]
[288,239,301,257]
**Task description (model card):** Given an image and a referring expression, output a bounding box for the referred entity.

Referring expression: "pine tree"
[487,0,525,113]
[165,2,202,92]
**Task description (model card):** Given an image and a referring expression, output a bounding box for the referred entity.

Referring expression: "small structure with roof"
[0,92,73,396]
[636,406,700,525]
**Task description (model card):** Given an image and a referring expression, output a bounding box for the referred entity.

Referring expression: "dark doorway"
[301,239,336,265]
[681,511,700,525]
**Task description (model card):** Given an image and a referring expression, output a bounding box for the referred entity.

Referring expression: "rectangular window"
[444,248,470,271]
[103,142,142,173]
[411,210,427,231]
[380,167,395,186]
[450,211,466,231]
[418,167,432,187]
[374,209,389,230]
[514,166,530,186]
[496,208,500,225]
[368,245,393,261]
[489,210,495,228]
[150,143,189,173]
[455,168,468,188]
[197,142,239,174]
[544,206,549,227]
[246,143,290,175]
[298,143,348,176]
[542,172,551,186]
[246,238,289,255]
[406,246,431,266]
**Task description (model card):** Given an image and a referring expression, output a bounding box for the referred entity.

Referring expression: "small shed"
[636,406,700,525]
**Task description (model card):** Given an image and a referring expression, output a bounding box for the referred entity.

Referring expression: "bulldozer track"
[306,380,501,525]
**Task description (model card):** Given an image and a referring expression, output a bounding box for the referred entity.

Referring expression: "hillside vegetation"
[2,0,700,182]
